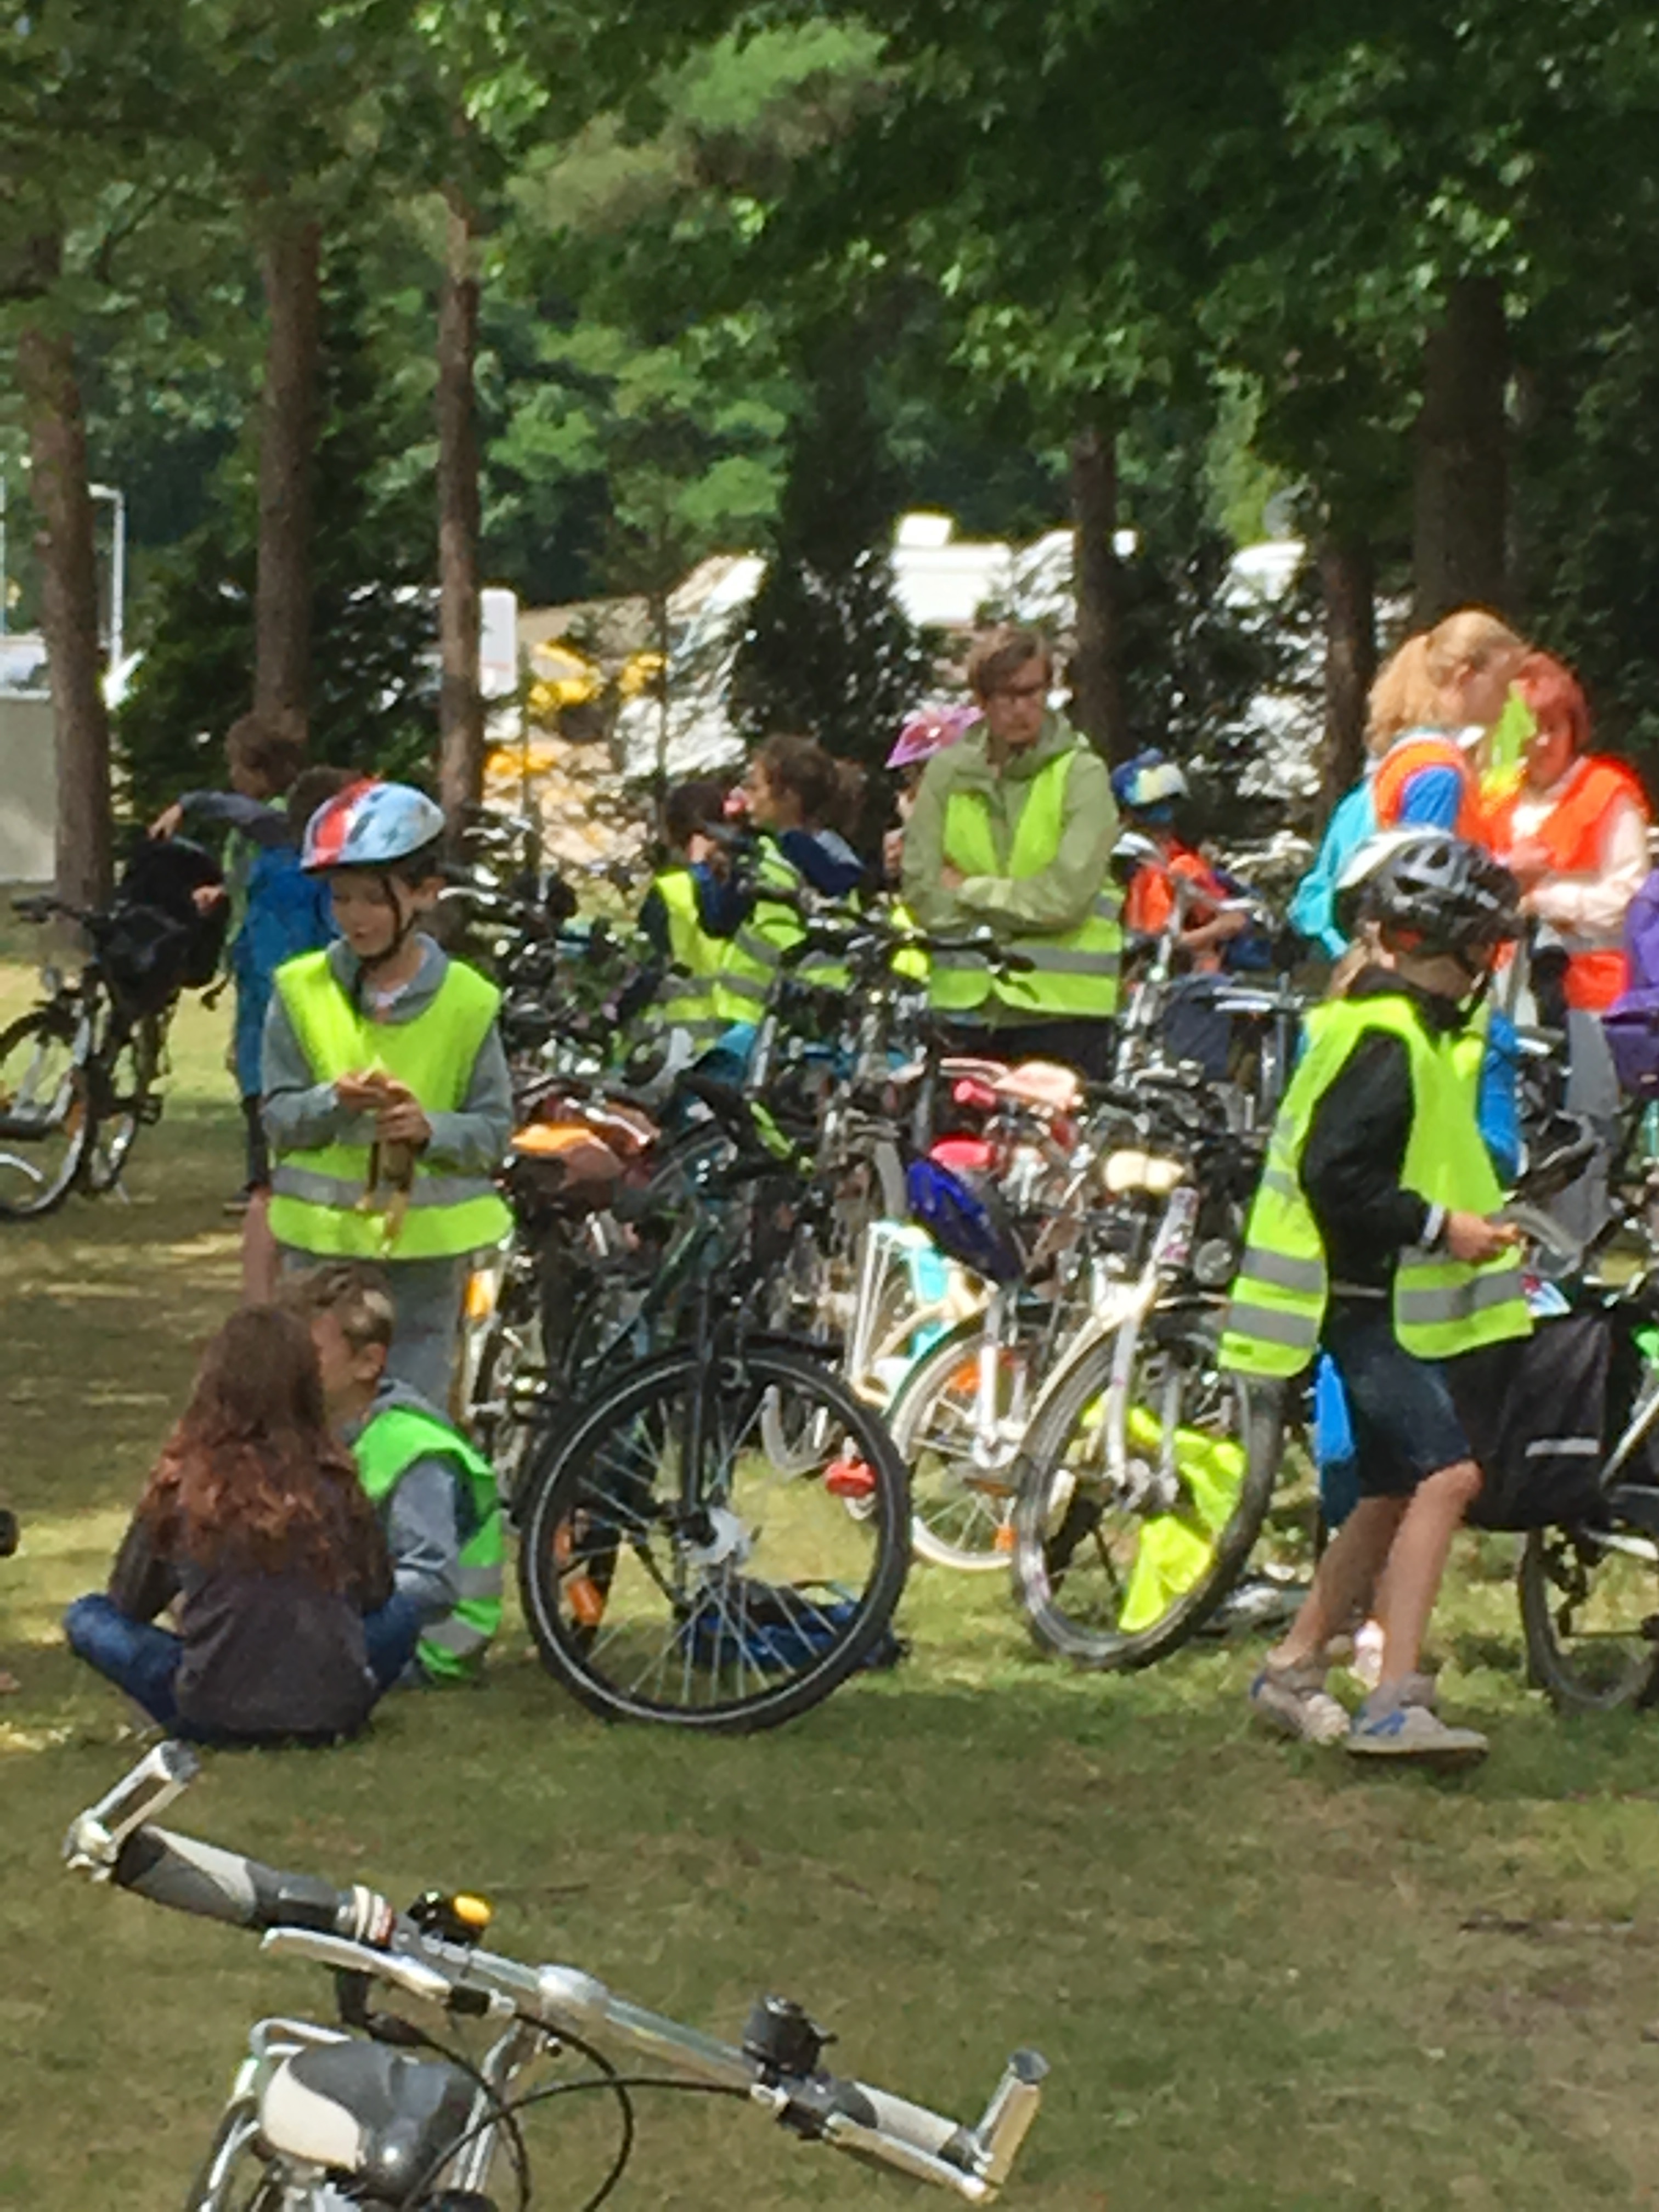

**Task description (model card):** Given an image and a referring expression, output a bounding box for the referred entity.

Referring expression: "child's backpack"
[102,835,228,1013]
[1601,869,1659,1097]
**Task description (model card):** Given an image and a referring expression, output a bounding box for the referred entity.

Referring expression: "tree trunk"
[437,187,483,834]
[1069,412,1127,760]
[255,213,321,733]
[1316,529,1375,826]
[16,245,112,909]
[1412,275,1509,626]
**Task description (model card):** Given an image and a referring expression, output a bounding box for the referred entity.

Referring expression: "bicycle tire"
[0,1006,93,1221]
[86,1008,166,1192]
[517,1342,910,1731]
[1517,1520,1659,1714]
[885,1313,1040,1572]
[1012,1321,1284,1671]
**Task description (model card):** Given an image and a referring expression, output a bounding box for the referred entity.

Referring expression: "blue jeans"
[362,1589,425,1691]
[64,1591,424,1726]
[64,1594,183,1728]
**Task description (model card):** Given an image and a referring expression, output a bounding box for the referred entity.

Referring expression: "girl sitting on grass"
[63,1307,393,1745]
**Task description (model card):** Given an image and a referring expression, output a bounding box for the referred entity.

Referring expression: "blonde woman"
[1290,610,1527,956]
[1368,609,1527,840]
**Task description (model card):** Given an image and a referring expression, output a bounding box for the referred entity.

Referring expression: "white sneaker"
[1348,1677,1487,1769]
[1249,1663,1350,1745]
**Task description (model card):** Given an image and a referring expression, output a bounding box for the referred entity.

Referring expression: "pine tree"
[729,342,932,770]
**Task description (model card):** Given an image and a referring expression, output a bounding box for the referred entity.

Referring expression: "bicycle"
[65,1743,1047,2209]
[513,1076,912,1731]
[0,891,180,1219]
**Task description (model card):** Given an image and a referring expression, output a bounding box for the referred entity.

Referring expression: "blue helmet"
[905,1156,1026,1286]
[301,780,447,874]
[1110,750,1188,823]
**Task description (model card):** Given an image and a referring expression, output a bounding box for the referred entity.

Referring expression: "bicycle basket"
[687,1578,905,1674]
[905,1154,1026,1286]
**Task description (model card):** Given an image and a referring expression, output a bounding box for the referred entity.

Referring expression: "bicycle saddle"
[259,2040,475,2201]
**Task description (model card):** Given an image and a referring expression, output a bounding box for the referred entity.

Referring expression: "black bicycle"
[0,895,174,1219]
[514,1079,912,1732]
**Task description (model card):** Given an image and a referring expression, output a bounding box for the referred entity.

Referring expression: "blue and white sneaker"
[1249,1662,1350,1745]
[1347,1674,1487,1769]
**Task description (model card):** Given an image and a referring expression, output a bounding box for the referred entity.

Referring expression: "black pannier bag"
[103,834,228,1013]
[1454,1314,1612,1532]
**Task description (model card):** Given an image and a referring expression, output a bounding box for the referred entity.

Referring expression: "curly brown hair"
[139,1307,380,1593]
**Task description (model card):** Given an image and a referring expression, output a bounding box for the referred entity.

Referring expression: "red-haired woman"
[64,1307,393,1743]
[1486,651,1650,1238]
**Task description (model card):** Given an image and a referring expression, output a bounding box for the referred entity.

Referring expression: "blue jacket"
[232,847,335,1095]
[1289,778,1376,958]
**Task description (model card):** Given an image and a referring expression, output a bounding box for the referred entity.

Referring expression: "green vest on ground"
[354,1401,504,1679]
[650,868,728,1049]
[1220,995,1532,1378]
[268,950,512,1260]
[930,746,1122,1020]
[710,839,805,1023]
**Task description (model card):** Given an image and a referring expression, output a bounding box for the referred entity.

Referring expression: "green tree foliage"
[729,340,932,769]
[116,253,437,817]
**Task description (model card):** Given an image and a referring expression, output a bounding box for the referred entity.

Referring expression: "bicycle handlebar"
[64,1747,1045,2203]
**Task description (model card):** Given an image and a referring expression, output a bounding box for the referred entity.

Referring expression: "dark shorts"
[1322,1301,1481,1498]
[241,1094,270,1193]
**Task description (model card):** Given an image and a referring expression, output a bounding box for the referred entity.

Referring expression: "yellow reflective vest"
[650,868,727,1048]
[929,746,1122,1019]
[1220,994,1531,1377]
[268,950,511,1260]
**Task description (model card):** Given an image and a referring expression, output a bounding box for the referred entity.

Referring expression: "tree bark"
[16,244,112,909]
[1412,275,1509,626]
[1068,411,1127,760]
[437,185,483,834]
[1316,529,1375,827]
[255,213,321,733]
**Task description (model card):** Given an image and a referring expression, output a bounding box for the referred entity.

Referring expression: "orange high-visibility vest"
[1487,757,1650,1010]
[1372,731,1485,843]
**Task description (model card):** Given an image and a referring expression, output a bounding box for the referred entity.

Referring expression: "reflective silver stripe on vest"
[422,1614,493,1656]
[455,1564,504,1600]
[271,1165,500,1210]
[1525,1436,1600,1459]
[1223,1300,1321,1349]
[716,968,771,1006]
[1015,946,1121,978]
[1394,1262,1523,1328]
[732,926,784,969]
[1235,1248,1326,1295]
[1259,1166,1300,1203]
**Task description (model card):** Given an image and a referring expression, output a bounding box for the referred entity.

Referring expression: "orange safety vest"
[1372,732,1485,843]
[1487,757,1650,1011]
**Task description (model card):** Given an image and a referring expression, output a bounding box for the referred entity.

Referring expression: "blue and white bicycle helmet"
[905,1156,1026,1286]
[1110,750,1189,823]
[301,780,446,874]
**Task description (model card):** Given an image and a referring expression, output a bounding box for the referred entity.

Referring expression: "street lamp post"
[89,482,126,674]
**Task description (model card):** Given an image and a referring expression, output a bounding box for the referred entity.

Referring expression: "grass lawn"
[6,980,1659,2209]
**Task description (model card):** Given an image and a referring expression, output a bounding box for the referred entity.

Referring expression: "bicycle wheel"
[1518,1518,1659,1713]
[517,1343,910,1730]
[0,1006,92,1220]
[1012,1317,1283,1670]
[885,1313,1041,1571]
[86,1008,166,1193]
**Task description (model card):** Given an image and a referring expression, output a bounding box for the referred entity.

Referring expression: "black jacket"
[1301,969,1470,1294]
[108,1502,391,1742]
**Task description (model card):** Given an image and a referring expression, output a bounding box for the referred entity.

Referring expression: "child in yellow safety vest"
[262,781,512,1410]
[289,1261,504,1685]
[1221,833,1531,1767]
[634,777,731,1057]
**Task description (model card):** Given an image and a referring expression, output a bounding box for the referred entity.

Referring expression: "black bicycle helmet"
[1334,831,1521,962]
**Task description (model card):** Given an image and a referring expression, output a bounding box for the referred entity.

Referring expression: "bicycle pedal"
[825,1458,876,1499]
